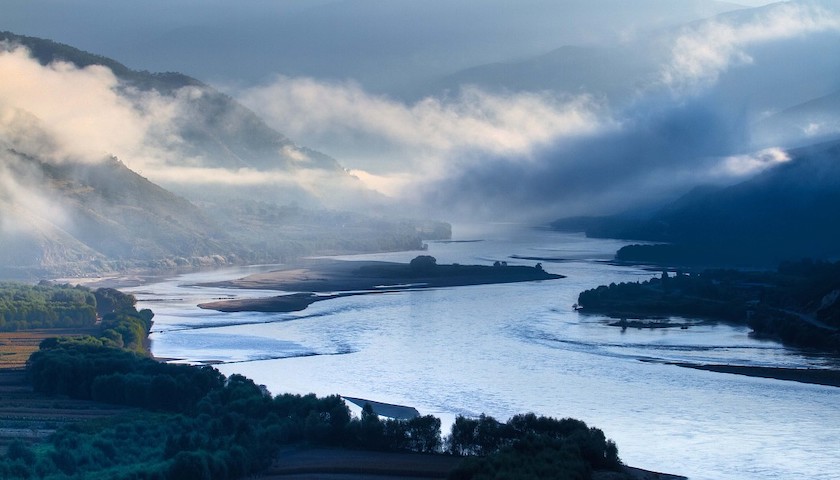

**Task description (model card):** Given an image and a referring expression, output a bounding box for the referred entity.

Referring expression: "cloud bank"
[0,45,372,209]
[4,1,840,225]
[663,2,840,91]
[240,78,605,175]
[236,2,840,222]
[0,44,177,166]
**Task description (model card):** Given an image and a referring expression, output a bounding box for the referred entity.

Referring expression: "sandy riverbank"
[197,258,562,313]
[673,363,840,387]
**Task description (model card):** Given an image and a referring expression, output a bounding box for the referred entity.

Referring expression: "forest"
[577,259,840,351]
[0,282,97,331]
[0,282,629,480]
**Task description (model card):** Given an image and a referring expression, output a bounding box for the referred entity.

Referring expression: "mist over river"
[128,225,839,480]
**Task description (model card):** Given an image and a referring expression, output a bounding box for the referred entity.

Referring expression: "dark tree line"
[577,259,840,351]
[447,413,620,480]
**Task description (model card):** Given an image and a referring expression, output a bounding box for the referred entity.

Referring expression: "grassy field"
[0,328,100,370]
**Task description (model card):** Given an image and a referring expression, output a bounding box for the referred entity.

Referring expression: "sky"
[2,0,840,222]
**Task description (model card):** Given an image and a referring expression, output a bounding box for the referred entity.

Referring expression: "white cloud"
[663,3,840,90]
[715,147,790,177]
[346,169,416,197]
[802,120,840,137]
[0,44,178,166]
[238,76,607,193]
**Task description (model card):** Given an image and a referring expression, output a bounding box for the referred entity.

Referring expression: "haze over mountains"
[0,32,440,277]
[2,0,840,273]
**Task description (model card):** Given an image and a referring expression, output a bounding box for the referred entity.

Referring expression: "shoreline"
[671,362,840,388]
[197,258,563,313]
[198,291,384,313]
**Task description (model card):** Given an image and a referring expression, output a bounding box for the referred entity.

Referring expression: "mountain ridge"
[0,32,448,279]
[552,139,840,266]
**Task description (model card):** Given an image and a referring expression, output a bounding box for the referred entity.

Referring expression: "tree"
[410,255,437,273]
[406,415,442,453]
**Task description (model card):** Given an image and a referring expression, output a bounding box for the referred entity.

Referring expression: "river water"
[127,225,839,480]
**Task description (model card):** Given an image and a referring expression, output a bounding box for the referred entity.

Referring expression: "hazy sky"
[2,0,840,221]
[0,0,762,91]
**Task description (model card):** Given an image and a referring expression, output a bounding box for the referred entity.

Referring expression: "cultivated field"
[0,328,100,370]
[0,329,127,454]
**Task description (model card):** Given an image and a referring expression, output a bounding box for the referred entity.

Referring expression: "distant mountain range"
[552,139,840,266]
[420,2,840,120]
[753,88,840,148]
[0,32,445,279]
[0,0,743,95]
[418,44,662,104]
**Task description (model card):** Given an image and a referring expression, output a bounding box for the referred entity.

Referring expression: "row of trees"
[0,283,154,350]
[447,413,620,479]
[0,282,97,330]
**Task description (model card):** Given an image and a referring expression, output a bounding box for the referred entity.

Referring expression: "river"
[127,225,840,480]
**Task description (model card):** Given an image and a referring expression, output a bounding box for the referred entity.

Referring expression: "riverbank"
[672,363,840,388]
[198,291,371,313]
[197,258,562,313]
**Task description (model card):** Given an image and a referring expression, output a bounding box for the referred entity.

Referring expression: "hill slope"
[0,32,447,279]
[0,30,372,208]
[553,140,840,266]
[0,148,234,278]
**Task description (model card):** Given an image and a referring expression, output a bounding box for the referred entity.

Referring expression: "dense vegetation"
[0,282,630,479]
[447,414,620,480]
[19,339,625,479]
[577,259,840,351]
[0,282,97,331]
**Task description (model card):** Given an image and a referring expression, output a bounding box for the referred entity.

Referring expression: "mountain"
[0,0,745,96]
[417,44,663,104]
[553,139,840,266]
[752,88,840,148]
[0,32,448,279]
[419,1,840,116]
[0,31,373,208]
[0,149,234,278]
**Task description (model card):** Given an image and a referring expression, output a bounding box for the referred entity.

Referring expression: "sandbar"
[672,363,840,387]
[197,258,563,313]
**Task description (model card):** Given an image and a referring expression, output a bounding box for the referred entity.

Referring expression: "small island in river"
[198,255,563,313]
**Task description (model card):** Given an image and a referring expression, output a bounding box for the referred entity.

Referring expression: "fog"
[2,1,840,224]
[232,1,840,221]
[0,43,374,212]
[0,0,758,93]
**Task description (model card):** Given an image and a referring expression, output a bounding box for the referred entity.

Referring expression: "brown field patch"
[0,328,100,370]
